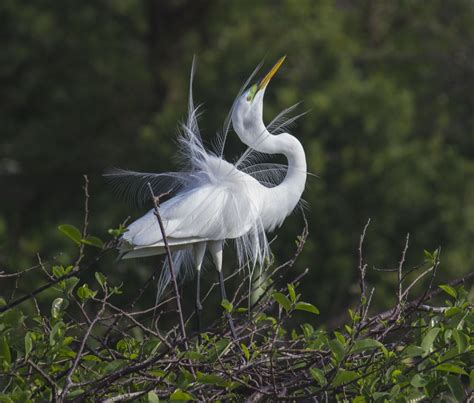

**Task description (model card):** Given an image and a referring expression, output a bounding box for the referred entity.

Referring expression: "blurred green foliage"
[1,0,474,321]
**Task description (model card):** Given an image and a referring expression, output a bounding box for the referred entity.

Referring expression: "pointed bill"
[258,56,286,91]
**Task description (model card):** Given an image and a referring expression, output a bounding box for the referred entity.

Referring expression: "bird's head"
[232,56,286,145]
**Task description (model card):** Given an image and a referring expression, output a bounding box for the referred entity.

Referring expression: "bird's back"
[122,155,265,250]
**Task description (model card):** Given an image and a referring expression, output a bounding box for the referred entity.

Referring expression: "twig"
[396,233,410,313]
[413,247,441,312]
[81,175,90,244]
[357,219,371,301]
[94,297,172,349]
[416,304,447,313]
[147,183,188,350]
[60,292,108,401]
[0,250,109,314]
[362,287,375,322]
[28,359,59,402]
[37,253,54,281]
[401,265,434,300]
[367,269,474,326]
[76,175,90,267]
[0,263,41,278]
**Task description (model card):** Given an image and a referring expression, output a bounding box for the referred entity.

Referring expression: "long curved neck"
[255,129,306,192]
[248,125,307,223]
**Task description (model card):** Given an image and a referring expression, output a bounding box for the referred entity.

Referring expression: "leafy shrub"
[0,185,472,402]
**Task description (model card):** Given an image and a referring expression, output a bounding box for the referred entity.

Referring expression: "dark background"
[1,0,473,326]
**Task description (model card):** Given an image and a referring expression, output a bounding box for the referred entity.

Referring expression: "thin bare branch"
[147,183,188,350]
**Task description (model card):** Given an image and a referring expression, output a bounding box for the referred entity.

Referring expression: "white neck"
[244,123,307,230]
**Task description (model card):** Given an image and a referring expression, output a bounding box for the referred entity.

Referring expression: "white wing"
[123,173,262,247]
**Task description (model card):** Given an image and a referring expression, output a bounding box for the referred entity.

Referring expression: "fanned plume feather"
[156,248,194,303]
[103,168,192,207]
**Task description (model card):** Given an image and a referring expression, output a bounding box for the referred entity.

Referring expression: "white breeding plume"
[105,57,307,336]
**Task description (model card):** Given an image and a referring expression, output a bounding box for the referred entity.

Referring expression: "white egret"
[106,57,307,336]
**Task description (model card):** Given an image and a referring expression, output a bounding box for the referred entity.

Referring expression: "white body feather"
[121,156,266,258]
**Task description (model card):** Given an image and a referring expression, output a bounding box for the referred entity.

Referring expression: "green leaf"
[446,374,465,401]
[49,322,64,346]
[0,394,14,403]
[24,332,33,357]
[240,343,250,361]
[329,338,345,362]
[95,272,106,289]
[51,297,65,319]
[58,224,82,245]
[470,369,474,388]
[390,369,402,382]
[423,249,434,261]
[0,337,11,367]
[77,285,88,300]
[445,306,461,318]
[301,323,315,338]
[147,391,159,403]
[389,385,401,400]
[3,309,25,328]
[197,373,226,386]
[52,265,65,278]
[351,338,384,354]
[438,346,459,364]
[77,284,97,300]
[221,299,233,313]
[178,370,193,390]
[104,359,126,373]
[438,285,457,299]
[108,225,127,237]
[334,331,346,344]
[82,354,102,362]
[295,302,320,315]
[208,338,231,362]
[64,277,80,296]
[82,236,104,248]
[272,292,291,311]
[410,374,428,387]
[287,283,296,302]
[184,351,205,361]
[170,389,194,401]
[452,329,467,354]
[310,367,326,386]
[344,324,353,336]
[421,327,440,353]
[372,392,389,400]
[435,363,468,375]
[332,370,358,386]
[142,339,162,356]
[402,345,425,357]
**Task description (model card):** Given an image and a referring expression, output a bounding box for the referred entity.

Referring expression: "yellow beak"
[258,56,286,91]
